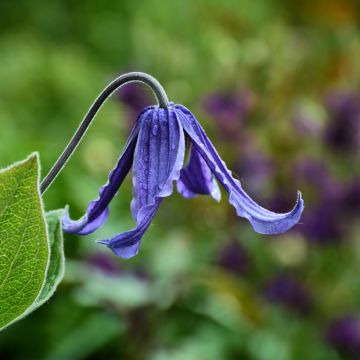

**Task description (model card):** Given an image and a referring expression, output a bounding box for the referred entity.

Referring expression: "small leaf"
[31,209,65,310]
[0,154,49,330]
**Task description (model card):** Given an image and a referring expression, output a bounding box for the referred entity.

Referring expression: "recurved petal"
[177,145,221,201]
[131,106,185,224]
[175,104,304,234]
[97,106,185,258]
[62,107,153,235]
[62,204,109,235]
[97,200,161,259]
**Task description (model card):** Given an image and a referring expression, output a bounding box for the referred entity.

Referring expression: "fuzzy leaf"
[0,154,48,330]
[31,209,65,310]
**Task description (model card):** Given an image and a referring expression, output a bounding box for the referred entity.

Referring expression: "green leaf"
[31,209,65,310]
[0,154,65,331]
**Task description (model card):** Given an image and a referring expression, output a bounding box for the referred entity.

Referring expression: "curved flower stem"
[40,72,169,194]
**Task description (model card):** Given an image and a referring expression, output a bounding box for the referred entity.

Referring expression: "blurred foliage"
[1,0,360,359]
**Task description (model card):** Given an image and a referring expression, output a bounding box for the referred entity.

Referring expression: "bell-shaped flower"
[63,103,304,259]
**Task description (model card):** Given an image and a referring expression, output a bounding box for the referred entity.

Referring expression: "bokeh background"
[1,0,360,359]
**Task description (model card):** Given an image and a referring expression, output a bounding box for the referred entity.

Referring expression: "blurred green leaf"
[67,260,153,309]
[45,312,123,360]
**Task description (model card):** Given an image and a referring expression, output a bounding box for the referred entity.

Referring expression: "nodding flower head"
[58,73,304,259]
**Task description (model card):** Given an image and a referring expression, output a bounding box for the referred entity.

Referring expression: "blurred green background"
[1,0,360,359]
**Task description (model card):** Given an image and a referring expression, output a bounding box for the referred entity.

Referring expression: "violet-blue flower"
[63,102,303,258]
[44,72,303,259]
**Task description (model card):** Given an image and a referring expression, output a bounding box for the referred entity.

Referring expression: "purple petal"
[131,106,185,224]
[177,146,220,201]
[63,107,154,235]
[99,106,185,258]
[174,104,304,235]
[98,199,161,259]
[63,204,110,235]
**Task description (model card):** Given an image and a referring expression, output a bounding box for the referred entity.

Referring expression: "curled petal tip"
[297,191,303,203]
[248,191,304,235]
[62,205,89,234]
[97,239,140,259]
[96,239,110,246]
[294,191,305,216]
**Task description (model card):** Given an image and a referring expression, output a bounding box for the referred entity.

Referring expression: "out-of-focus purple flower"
[326,315,360,359]
[86,252,121,275]
[203,89,254,139]
[263,274,312,314]
[300,203,343,244]
[116,82,151,113]
[300,180,345,244]
[324,91,360,153]
[291,158,350,244]
[234,152,274,193]
[63,104,303,259]
[292,158,330,189]
[215,240,249,275]
[116,82,151,127]
[342,179,360,215]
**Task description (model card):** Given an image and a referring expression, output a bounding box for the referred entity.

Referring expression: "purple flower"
[215,240,249,275]
[263,274,312,314]
[324,91,360,153]
[301,203,344,244]
[63,103,304,259]
[326,315,360,359]
[299,181,345,244]
[116,82,151,114]
[233,150,274,193]
[203,89,253,139]
[86,252,120,275]
[292,158,330,189]
[342,179,360,215]
[292,158,360,241]
[116,82,151,128]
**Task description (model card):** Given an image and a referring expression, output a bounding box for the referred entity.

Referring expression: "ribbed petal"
[131,106,185,223]
[100,106,185,258]
[63,107,154,235]
[177,145,221,201]
[175,104,304,234]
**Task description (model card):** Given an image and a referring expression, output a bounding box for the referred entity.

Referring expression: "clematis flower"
[203,89,254,140]
[63,103,304,259]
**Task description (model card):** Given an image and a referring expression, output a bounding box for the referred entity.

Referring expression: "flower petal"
[99,106,185,258]
[97,199,161,259]
[177,145,221,201]
[175,104,304,234]
[131,106,185,224]
[63,107,154,235]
